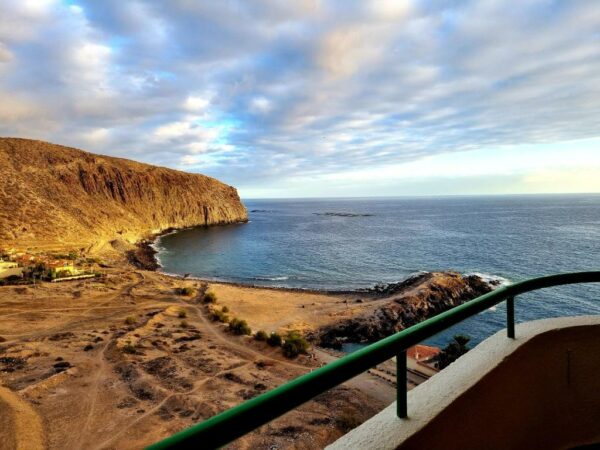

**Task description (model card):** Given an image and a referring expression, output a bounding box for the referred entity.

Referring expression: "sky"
[0,0,599,198]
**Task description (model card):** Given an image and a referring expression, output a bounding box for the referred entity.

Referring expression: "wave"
[466,272,511,287]
[465,272,511,313]
[252,276,290,281]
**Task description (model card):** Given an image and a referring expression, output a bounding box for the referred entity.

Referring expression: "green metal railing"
[148,271,600,450]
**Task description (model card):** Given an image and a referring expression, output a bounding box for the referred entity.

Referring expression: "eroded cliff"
[0,138,247,252]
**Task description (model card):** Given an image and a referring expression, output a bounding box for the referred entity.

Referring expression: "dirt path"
[72,340,113,450]
[0,384,45,450]
[184,299,311,372]
[92,360,254,450]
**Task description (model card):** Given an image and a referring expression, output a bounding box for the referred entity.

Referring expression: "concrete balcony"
[328,315,600,450]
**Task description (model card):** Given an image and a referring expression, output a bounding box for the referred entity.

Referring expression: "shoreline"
[130,227,353,295]
[132,226,510,297]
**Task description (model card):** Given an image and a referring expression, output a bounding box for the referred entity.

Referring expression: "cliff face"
[318,272,493,347]
[0,138,248,251]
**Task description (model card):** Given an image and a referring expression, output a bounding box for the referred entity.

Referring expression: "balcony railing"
[147,271,600,450]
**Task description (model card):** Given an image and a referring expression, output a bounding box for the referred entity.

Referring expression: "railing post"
[507,296,515,339]
[396,350,407,418]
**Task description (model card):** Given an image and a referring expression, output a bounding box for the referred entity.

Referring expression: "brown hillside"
[0,138,248,252]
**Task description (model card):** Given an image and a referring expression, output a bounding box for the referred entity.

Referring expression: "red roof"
[407,344,440,362]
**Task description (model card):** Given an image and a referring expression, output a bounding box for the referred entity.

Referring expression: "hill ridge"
[0,138,248,253]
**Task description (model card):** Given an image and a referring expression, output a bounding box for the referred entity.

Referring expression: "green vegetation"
[266,332,282,347]
[176,287,194,296]
[254,330,268,341]
[178,310,187,318]
[49,250,79,260]
[203,291,217,304]
[282,331,310,358]
[124,316,136,325]
[228,318,252,336]
[435,334,471,369]
[210,307,229,323]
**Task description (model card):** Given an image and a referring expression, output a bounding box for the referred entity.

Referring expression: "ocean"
[155,195,600,347]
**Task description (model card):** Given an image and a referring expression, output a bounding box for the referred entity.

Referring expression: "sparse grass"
[124,316,136,325]
[267,332,282,347]
[254,330,268,341]
[228,318,252,336]
[282,331,310,358]
[203,291,217,304]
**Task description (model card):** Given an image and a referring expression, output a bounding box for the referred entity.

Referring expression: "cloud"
[0,0,598,196]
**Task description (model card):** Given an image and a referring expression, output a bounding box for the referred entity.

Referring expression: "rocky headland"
[317,272,494,348]
[0,138,248,254]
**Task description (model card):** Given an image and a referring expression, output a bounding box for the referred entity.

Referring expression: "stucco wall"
[328,316,600,450]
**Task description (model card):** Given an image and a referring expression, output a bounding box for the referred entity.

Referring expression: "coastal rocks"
[0,138,248,250]
[313,212,374,217]
[127,241,160,271]
[318,272,493,348]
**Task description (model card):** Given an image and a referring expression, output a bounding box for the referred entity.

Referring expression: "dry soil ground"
[0,269,395,450]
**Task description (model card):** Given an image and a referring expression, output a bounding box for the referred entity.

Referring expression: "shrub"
[267,332,282,347]
[124,316,136,325]
[210,308,229,323]
[435,334,471,369]
[122,341,137,354]
[203,291,217,304]
[335,407,363,433]
[178,310,187,318]
[228,318,252,336]
[221,306,229,313]
[254,330,268,341]
[180,320,189,328]
[176,287,194,296]
[282,331,310,358]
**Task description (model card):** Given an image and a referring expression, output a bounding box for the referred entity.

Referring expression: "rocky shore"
[127,240,161,271]
[316,272,494,348]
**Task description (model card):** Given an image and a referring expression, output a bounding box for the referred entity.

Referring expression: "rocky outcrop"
[318,272,493,348]
[0,138,247,251]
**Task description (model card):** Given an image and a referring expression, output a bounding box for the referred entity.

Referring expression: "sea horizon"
[240,192,600,201]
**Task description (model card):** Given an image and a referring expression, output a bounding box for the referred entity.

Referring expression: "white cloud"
[0,1,598,195]
[250,96,272,114]
[184,95,211,113]
[0,42,13,62]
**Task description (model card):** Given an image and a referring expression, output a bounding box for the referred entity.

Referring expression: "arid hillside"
[0,138,247,252]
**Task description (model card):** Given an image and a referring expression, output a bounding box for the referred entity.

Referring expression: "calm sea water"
[156,195,600,346]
